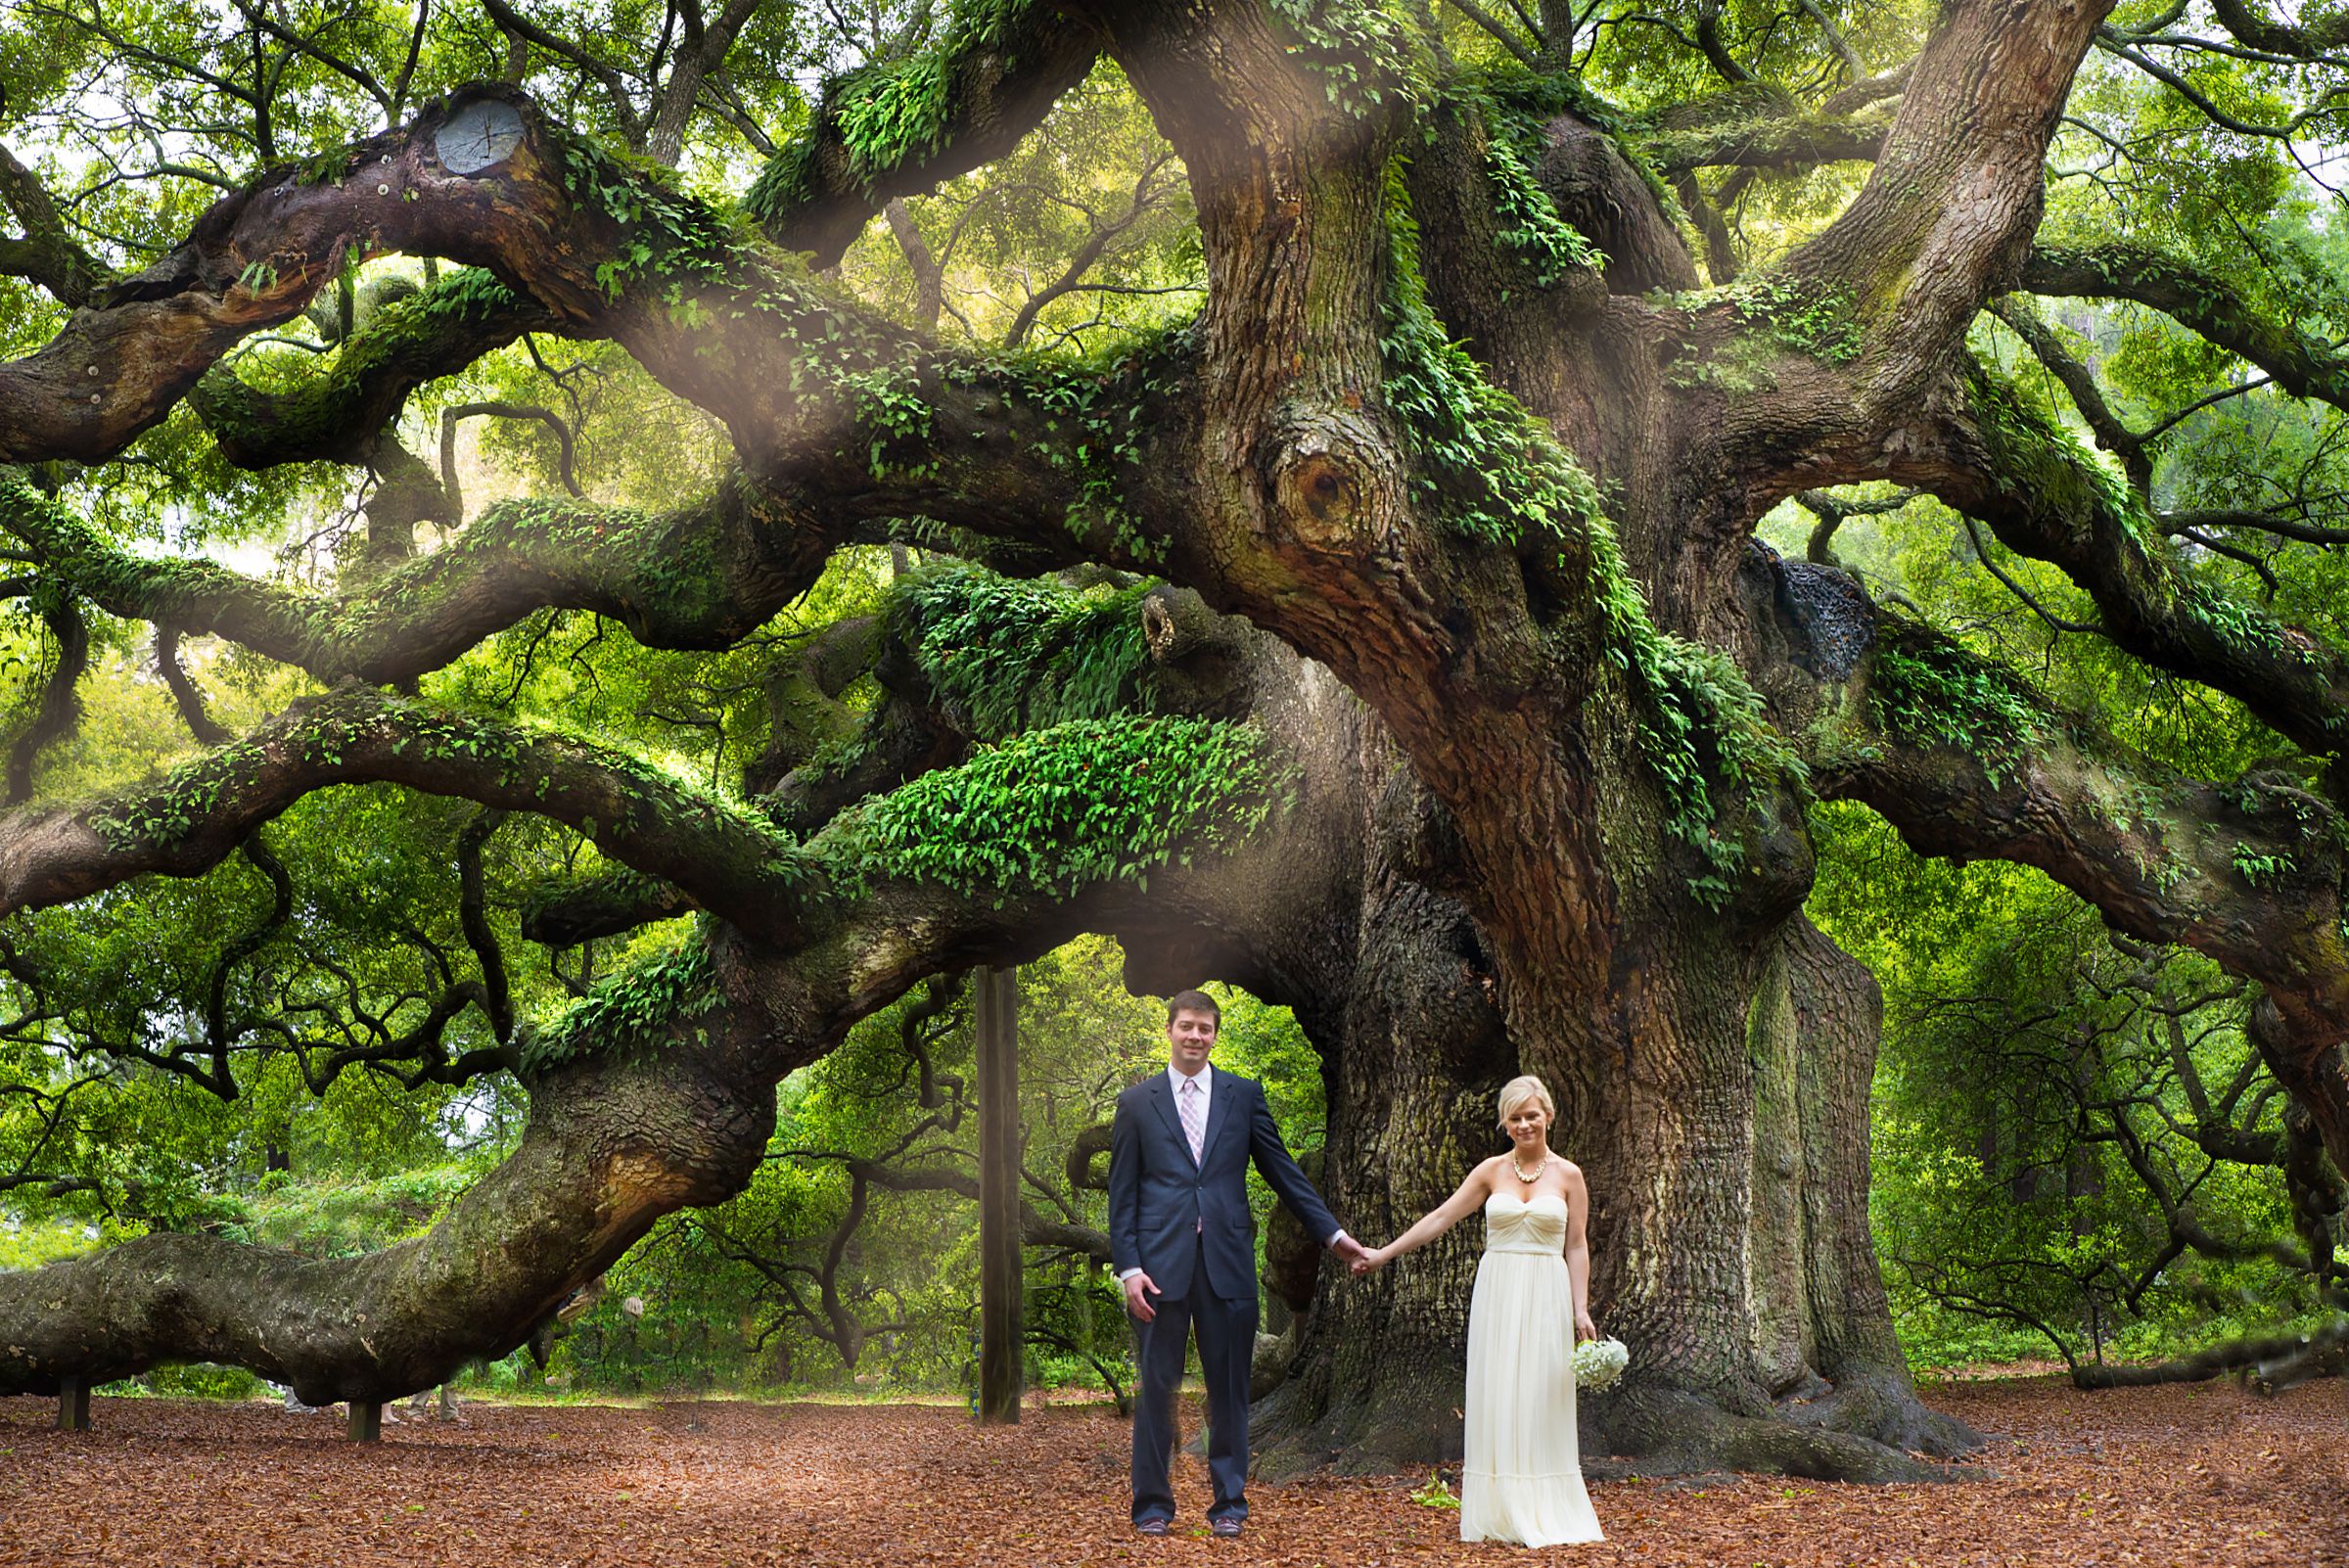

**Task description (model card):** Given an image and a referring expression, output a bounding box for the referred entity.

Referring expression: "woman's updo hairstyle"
[1496,1074,1555,1129]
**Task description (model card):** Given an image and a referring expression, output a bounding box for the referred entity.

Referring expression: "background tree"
[0,0,2345,1486]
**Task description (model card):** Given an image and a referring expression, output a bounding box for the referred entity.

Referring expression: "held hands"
[1124,1271,1160,1323]
[1349,1243,1393,1275]
[1330,1234,1372,1269]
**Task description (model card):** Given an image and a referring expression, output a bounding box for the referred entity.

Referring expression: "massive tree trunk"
[1251,760,1517,1476]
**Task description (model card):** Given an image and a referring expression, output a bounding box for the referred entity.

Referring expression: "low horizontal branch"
[0,468,831,685]
[0,685,820,942]
[2020,245,2349,414]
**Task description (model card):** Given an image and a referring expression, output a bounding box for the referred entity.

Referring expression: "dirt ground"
[0,1375,2341,1566]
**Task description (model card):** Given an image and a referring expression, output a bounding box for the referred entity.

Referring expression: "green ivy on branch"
[1378,165,1800,906]
[524,921,721,1070]
[893,564,1154,738]
[840,715,1295,901]
[1868,629,2050,788]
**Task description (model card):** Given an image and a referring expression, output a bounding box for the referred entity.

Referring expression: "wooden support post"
[56,1376,89,1431]
[348,1401,382,1443]
[977,966,1023,1425]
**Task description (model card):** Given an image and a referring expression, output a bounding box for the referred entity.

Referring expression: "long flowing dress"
[1460,1192,1606,1546]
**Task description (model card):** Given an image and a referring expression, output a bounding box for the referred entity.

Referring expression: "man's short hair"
[1165,989,1221,1028]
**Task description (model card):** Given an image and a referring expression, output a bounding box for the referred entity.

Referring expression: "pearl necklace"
[1510,1152,1549,1184]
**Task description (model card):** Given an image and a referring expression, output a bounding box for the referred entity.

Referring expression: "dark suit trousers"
[1131,1232,1259,1524]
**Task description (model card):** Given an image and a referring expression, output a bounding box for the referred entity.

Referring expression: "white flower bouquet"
[1572,1335,1630,1394]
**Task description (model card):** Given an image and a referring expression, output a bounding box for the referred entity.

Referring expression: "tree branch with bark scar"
[1749,550,2349,1170]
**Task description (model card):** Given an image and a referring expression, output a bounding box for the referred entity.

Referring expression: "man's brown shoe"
[1210,1519,1243,1539]
[1135,1519,1170,1537]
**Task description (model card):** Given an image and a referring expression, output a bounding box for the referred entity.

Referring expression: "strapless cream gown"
[1460,1192,1605,1546]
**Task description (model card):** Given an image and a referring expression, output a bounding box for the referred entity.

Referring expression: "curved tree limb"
[0,142,110,306]
[2204,0,2349,55]
[1920,362,2349,760]
[0,684,821,939]
[1642,110,1891,175]
[1748,549,2349,1171]
[154,625,234,747]
[5,589,87,804]
[0,87,635,465]
[744,13,1104,268]
[1986,295,2151,493]
[2020,245,2349,414]
[0,467,833,685]
[189,271,563,472]
[1785,0,2114,404]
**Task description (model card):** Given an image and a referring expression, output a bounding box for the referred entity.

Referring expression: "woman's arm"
[1355,1160,1497,1270]
[1562,1163,1596,1340]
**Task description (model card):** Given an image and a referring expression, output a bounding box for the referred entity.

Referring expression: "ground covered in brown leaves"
[0,1376,2341,1566]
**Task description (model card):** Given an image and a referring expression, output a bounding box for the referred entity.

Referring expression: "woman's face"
[1503,1100,1548,1147]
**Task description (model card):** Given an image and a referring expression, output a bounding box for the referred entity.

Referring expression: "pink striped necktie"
[1179,1077,1206,1164]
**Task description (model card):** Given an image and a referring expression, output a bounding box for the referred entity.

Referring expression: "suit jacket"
[1108,1068,1339,1303]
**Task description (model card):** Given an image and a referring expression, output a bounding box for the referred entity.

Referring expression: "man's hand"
[1124,1271,1161,1323]
[1330,1234,1371,1269]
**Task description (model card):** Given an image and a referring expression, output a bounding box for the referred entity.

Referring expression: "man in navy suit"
[1110,988,1365,1538]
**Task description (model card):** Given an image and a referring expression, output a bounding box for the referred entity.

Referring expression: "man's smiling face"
[1167,1006,1217,1076]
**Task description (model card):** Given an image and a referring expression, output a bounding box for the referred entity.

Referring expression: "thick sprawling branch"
[1748,551,2349,1168]
[0,88,636,465]
[745,15,1103,267]
[0,686,817,938]
[1787,0,2113,396]
[2020,246,2349,414]
[1643,110,1890,174]
[0,467,830,684]
[0,1027,782,1403]
[2204,0,2349,54]
[0,143,109,306]
[0,81,1235,608]
[1924,366,2349,760]
[190,272,562,470]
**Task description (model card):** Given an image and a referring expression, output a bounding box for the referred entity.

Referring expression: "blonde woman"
[1354,1075,1604,1546]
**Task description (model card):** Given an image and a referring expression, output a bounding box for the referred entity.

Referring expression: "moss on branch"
[891,563,1154,737]
[839,715,1294,899]
[193,269,542,469]
[3,688,818,945]
[0,466,792,683]
[1378,171,1802,904]
[1867,626,2050,786]
[524,921,721,1070]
